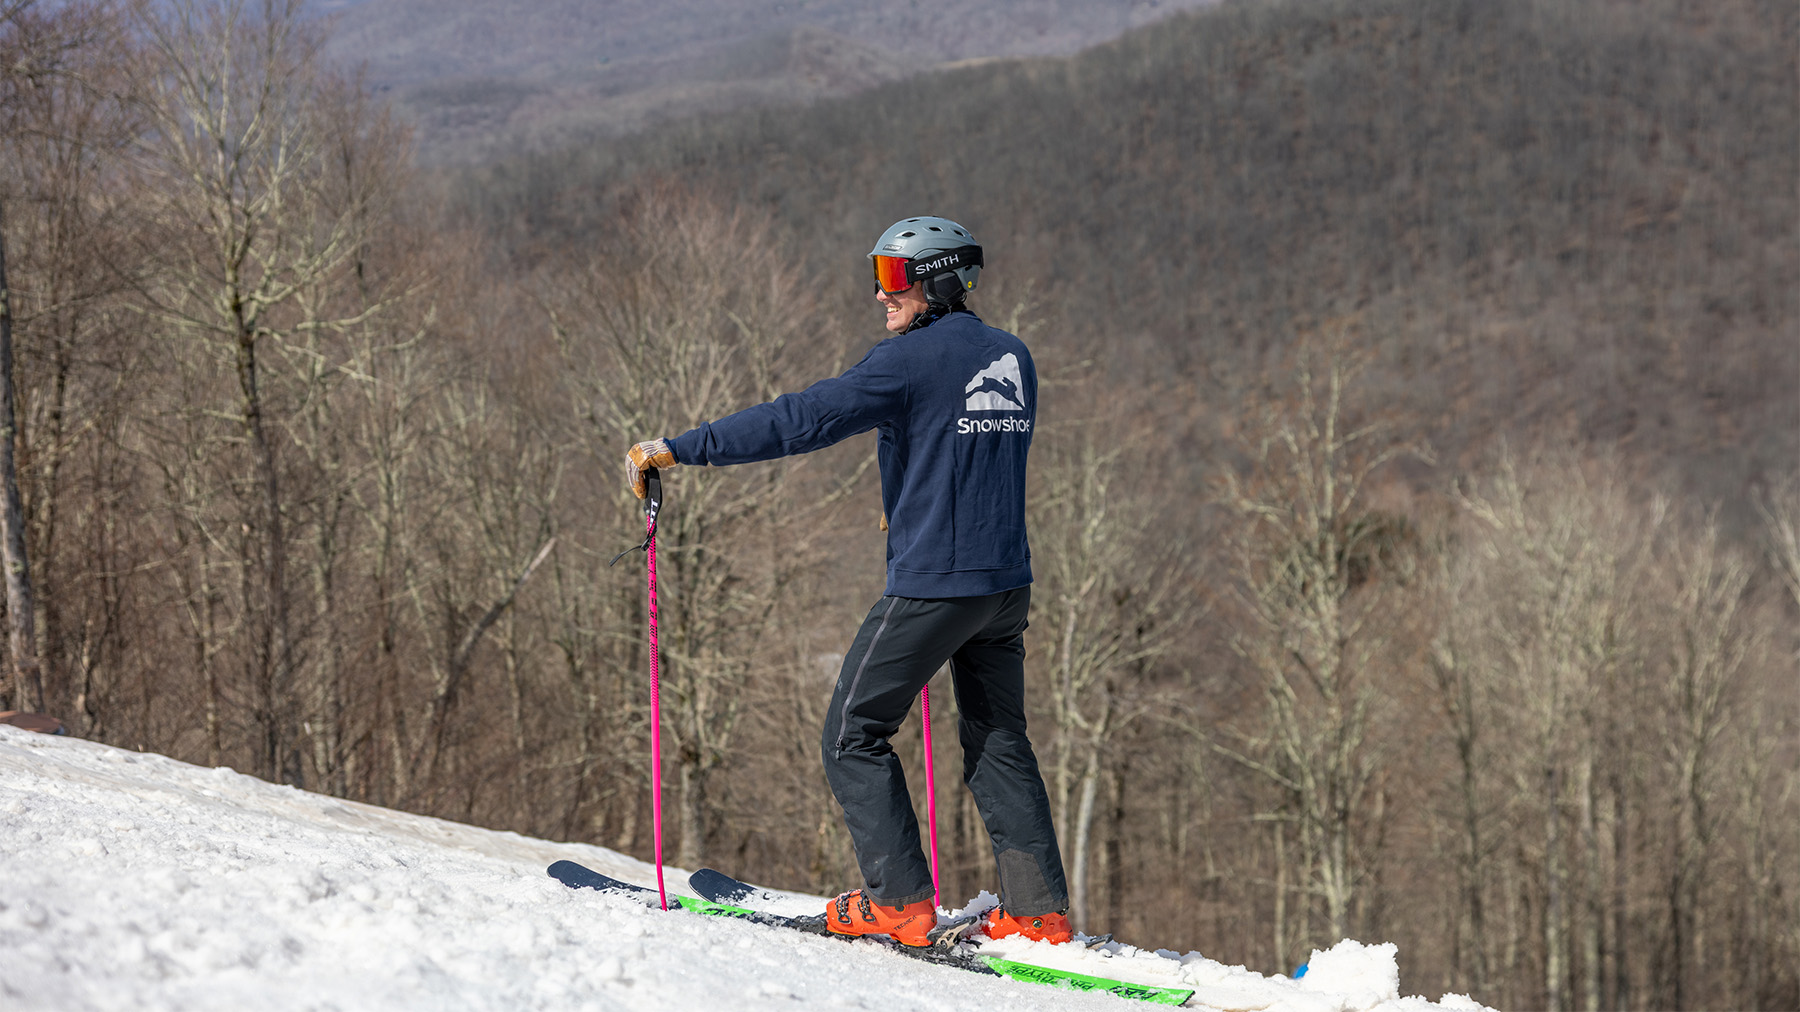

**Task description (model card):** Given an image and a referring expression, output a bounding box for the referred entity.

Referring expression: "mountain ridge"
[322,0,1221,163]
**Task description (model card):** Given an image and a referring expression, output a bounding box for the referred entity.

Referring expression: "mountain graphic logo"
[964,354,1025,411]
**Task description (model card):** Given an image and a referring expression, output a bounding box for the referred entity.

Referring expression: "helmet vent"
[928,226,942,231]
[899,231,915,237]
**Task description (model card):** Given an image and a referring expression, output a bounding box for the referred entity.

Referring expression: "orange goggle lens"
[872,255,913,294]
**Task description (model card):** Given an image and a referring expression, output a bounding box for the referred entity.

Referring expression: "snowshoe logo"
[964,354,1025,412]
[957,354,1031,433]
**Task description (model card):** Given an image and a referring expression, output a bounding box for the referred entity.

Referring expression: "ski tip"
[547,860,655,897]
[688,867,758,905]
[547,860,599,889]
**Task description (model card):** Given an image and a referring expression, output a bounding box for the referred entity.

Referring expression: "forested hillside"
[1,1,1794,1011]
[464,0,1796,523]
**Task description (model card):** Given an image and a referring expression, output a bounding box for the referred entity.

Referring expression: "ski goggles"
[871,245,983,294]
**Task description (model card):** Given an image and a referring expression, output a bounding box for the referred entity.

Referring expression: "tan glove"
[626,439,677,499]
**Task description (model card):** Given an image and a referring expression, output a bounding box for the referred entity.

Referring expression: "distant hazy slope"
[323,0,1219,162]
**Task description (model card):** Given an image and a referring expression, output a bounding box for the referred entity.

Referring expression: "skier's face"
[875,282,930,334]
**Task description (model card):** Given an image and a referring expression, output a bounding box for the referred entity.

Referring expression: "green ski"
[685,867,1198,1005]
[981,955,1194,1005]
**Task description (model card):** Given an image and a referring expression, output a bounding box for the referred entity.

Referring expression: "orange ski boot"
[823,890,939,948]
[982,907,1074,944]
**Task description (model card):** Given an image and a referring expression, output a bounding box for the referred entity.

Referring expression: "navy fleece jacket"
[666,310,1035,599]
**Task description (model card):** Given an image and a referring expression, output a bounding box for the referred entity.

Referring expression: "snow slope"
[0,726,1489,1012]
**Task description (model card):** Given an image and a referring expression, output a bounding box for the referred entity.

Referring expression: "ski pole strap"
[609,468,662,567]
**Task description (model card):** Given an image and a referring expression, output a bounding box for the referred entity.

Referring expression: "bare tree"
[1029,376,1196,931]
[131,0,392,783]
[0,198,39,711]
[1653,514,1759,1009]
[334,284,442,805]
[0,213,48,718]
[1451,447,1658,1012]
[0,0,57,712]
[275,72,410,795]
[405,379,558,794]
[1426,551,1496,999]
[0,23,27,706]
[0,0,144,719]
[1212,332,1427,962]
[0,0,153,741]
[543,195,814,869]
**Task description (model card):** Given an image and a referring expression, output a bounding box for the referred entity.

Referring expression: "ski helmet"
[868,216,982,307]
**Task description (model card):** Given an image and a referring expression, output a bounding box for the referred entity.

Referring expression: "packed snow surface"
[0,726,1491,1011]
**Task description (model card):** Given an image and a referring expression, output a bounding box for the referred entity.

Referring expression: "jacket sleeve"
[666,340,909,467]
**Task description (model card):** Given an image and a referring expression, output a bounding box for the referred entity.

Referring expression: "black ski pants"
[821,586,1069,915]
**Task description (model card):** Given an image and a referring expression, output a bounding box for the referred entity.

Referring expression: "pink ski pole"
[612,467,667,910]
[645,477,667,910]
[921,683,940,909]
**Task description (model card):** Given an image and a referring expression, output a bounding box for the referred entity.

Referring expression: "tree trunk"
[1273,820,1289,972]
[1105,764,1127,934]
[1545,760,1566,1012]
[32,346,69,718]
[309,492,347,796]
[1579,756,1601,1012]
[0,202,43,714]
[1610,770,1629,1009]
[678,759,708,870]
[196,527,222,766]
[1741,736,1768,1009]
[1069,747,1101,930]
[1460,721,1491,996]
[234,328,292,785]
[1323,789,1352,940]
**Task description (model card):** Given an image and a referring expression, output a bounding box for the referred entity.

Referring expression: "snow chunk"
[1299,939,1400,1007]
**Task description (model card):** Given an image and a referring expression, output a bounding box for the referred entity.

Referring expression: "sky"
[0,725,1492,1012]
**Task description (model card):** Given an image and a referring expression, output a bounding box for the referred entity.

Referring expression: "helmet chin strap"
[904,299,971,334]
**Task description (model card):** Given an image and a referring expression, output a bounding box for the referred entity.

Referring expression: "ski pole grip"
[643,468,662,537]
[609,468,664,568]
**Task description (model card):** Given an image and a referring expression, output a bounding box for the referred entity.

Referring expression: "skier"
[625,215,1071,949]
